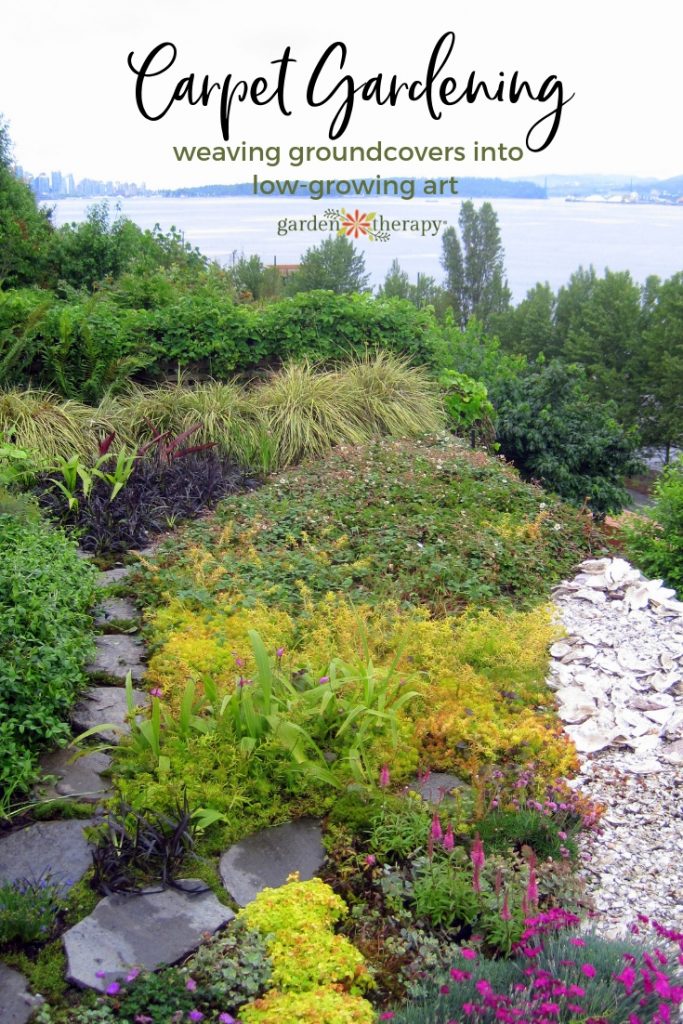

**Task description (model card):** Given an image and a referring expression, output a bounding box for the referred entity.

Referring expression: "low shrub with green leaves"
[624,453,683,594]
[0,513,96,809]
[0,875,65,946]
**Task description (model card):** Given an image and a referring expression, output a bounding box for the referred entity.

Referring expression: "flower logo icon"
[338,208,376,239]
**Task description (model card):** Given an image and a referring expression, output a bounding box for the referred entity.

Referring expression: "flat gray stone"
[36,748,113,804]
[0,820,93,894]
[407,772,470,805]
[63,880,233,991]
[0,963,44,1023]
[94,598,139,627]
[86,635,145,682]
[71,687,147,744]
[219,818,324,907]
[96,567,132,587]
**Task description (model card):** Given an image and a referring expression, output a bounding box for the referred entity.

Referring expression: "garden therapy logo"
[276,208,447,240]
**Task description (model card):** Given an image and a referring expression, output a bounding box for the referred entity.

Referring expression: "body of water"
[45,196,683,301]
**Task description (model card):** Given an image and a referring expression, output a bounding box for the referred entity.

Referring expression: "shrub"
[623,454,683,593]
[0,513,95,808]
[475,809,578,861]
[239,987,376,1023]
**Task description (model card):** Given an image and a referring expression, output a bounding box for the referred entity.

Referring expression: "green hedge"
[0,513,96,806]
[0,289,440,401]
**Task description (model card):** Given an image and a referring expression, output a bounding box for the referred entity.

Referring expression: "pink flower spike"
[501,890,512,921]
[431,814,443,842]
[186,977,197,991]
[526,865,539,906]
[379,764,390,788]
[443,823,455,851]
[471,835,485,870]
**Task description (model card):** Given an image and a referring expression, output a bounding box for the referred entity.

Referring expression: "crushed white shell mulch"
[550,557,683,937]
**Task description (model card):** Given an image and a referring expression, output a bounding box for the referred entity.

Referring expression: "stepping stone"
[36,748,113,804]
[96,566,132,587]
[72,687,147,744]
[62,880,233,991]
[0,963,44,1023]
[407,772,470,805]
[0,820,94,895]
[94,597,139,628]
[86,635,146,682]
[219,819,324,907]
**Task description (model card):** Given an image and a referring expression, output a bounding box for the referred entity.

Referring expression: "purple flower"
[126,968,140,982]
[188,1013,204,1022]
[149,687,164,698]
[319,675,330,683]
[276,647,285,659]
[105,982,121,996]
[186,977,197,991]
[95,970,106,978]
[379,764,390,788]
[218,1015,236,1024]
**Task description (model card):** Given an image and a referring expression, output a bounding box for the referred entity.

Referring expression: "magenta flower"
[149,687,164,698]
[500,890,512,921]
[276,647,285,659]
[126,968,140,982]
[105,982,121,996]
[95,971,106,978]
[188,1013,204,1023]
[319,675,330,683]
[614,966,637,995]
[186,977,197,991]
[365,854,376,867]
[581,963,596,978]
[218,1016,235,1024]
[379,1015,395,1021]
[461,948,477,960]
[443,823,455,851]
[440,984,450,994]
[431,814,443,842]
[379,764,390,788]
[471,836,485,870]
[570,937,586,947]
[450,968,472,981]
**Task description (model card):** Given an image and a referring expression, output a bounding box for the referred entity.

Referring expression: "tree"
[230,254,283,301]
[494,359,641,517]
[441,201,511,329]
[499,281,557,360]
[378,258,410,300]
[286,236,370,295]
[636,272,683,459]
[0,115,54,287]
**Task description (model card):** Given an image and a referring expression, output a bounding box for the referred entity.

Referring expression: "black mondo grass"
[90,796,205,895]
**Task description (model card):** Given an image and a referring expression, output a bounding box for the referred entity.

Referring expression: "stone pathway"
[550,557,683,936]
[219,818,325,907]
[0,963,44,1024]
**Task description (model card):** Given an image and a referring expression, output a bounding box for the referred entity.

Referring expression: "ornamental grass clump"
[0,388,114,460]
[337,351,445,438]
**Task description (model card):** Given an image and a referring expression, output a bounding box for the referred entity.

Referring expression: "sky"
[1,0,681,189]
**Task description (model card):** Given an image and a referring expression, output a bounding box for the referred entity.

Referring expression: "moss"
[5,941,69,1002]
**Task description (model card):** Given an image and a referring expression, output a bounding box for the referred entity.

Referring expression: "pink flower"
[149,687,164,698]
[379,764,390,788]
[135,1017,153,1024]
[275,647,285,659]
[379,1015,395,1021]
[440,984,450,994]
[471,835,485,870]
[365,854,376,867]
[186,978,197,991]
[501,890,512,921]
[461,948,477,960]
[614,966,637,995]
[126,968,140,982]
[431,814,443,842]
[570,937,586,947]
[319,675,330,683]
[581,963,596,978]
[443,823,455,851]
[188,1013,204,1023]
[450,969,472,981]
